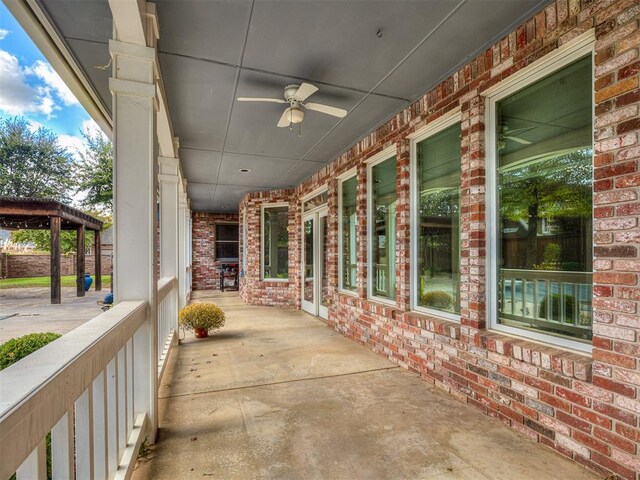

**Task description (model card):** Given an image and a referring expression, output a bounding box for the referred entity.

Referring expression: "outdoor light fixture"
[284,107,304,124]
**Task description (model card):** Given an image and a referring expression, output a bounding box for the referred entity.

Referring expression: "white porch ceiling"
[38,0,548,212]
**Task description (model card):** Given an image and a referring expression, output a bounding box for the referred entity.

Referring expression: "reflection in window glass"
[416,124,461,314]
[263,206,289,279]
[371,156,396,300]
[215,223,239,260]
[496,56,592,343]
[340,176,357,291]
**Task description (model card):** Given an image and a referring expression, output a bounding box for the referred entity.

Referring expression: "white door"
[301,209,328,319]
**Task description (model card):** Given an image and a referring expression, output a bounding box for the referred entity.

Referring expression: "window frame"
[337,167,358,296]
[409,108,462,321]
[214,222,239,261]
[484,29,595,353]
[261,202,290,282]
[366,145,398,306]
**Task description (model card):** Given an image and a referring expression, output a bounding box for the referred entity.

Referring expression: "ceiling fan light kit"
[237,82,348,129]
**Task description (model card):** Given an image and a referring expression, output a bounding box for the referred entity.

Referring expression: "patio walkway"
[0,287,107,343]
[133,291,598,480]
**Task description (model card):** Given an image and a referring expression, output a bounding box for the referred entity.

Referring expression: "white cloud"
[81,118,105,138]
[58,134,87,159]
[0,29,9,40]
[0,49,58,117]
[27,119,44,132]
[26,60,78,106]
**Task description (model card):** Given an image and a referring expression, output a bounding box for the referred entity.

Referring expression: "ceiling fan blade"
[237,97,286,104]
[304,102,347,118]
[277,109,291,128]
[293,83,318,102]
[505,126,536,135]
[504,135,532,145]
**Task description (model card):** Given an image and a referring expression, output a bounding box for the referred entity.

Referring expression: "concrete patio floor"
[0,287,107,343]
[133,291,598,480]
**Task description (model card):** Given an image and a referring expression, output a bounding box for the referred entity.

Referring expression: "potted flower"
[178,302,226,338]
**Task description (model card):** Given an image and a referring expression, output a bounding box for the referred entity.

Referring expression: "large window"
[415,123,461,315]
[491,55,593,346]
[339,174,357,292]
[262,206,289,280]
[369,154,396,302]
[215,223,239,260]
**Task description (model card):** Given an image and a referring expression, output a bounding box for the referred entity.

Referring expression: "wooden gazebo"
[0,197,104,304]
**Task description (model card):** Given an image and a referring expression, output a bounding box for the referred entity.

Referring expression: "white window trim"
[261,202,290,282]
[484,29,595,354]
[301,185,328,215]
[366,145,397,306]
[410,108,462,322]
[338,167,358,296]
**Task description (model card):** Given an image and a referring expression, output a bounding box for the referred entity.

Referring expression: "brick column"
[356,162,368,299]
[460,92,487,331]
[591,2,640,425]
[326,177,339,308]
[395,138,411,310]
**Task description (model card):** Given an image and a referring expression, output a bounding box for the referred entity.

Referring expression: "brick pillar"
[326,177,339,308]
[395,138,411,310]
[591,4,640,416]
[356,162,368,299]
[288,197,302,309]
[460,92,487,331]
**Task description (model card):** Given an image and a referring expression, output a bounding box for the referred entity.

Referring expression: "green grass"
[0,275,111,289]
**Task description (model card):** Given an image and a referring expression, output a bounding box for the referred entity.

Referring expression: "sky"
[0,2,103,157]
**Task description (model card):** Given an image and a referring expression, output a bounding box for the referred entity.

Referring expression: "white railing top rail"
[0,300,147,478]
[157,276,177,303]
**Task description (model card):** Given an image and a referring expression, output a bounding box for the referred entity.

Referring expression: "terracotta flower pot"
[194,327,209,338]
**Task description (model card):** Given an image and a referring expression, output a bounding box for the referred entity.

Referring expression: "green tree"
[11,229,95,255]
[75,130,112,214]
[0,117,74,201]
[499,149,592,267]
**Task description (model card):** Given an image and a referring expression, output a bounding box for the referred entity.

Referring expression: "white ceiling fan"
[500,124,534,145]
[237,82,347,128]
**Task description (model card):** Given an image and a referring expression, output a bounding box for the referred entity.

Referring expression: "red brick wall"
[0,253,112,278]
[239,190,299,308]
[191,212,239,290]
[239,1,640,477]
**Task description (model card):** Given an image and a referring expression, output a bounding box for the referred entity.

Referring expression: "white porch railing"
[157,276,177,380]
[500,269,592,339]
[0,277,178,480]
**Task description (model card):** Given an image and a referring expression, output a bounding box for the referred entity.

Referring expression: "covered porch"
[135,291,597,480]
[0,0,639,479]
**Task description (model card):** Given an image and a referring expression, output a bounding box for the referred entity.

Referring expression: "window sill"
[476,331,593,382]
[260,279,289,285]
[405,311,461,340]
[404,311,592,382]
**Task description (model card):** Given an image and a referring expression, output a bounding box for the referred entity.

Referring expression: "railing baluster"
[52,410,74,480]
[75,387,94,480]
[106,358,119,478]
[127,337,134,438]
[117,346,127,461]
[16,438,47,480]
[92,372,108,480]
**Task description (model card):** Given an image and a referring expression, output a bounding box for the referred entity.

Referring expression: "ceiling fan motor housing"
[284,84,301,101]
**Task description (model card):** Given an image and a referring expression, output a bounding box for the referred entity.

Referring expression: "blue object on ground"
[104,292,114,305]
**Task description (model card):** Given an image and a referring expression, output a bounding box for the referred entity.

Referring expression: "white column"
[188,202,193,297]
[178,182,188,308]
[159,156,179,280]
[109,19,159,441]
